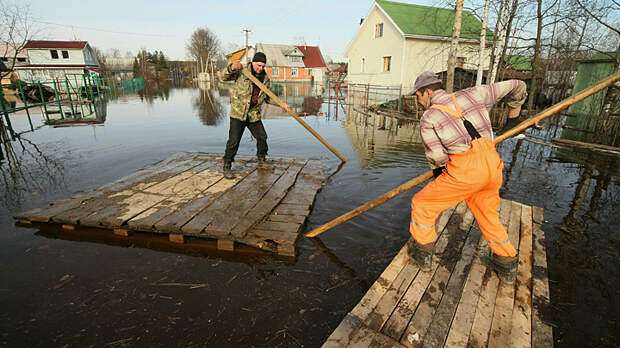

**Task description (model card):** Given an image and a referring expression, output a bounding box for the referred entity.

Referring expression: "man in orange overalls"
[409,71,526,283]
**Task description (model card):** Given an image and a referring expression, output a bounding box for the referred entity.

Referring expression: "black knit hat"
[252,52,267,63]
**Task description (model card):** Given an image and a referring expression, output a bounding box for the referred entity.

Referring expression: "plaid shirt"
[420,80,527,169]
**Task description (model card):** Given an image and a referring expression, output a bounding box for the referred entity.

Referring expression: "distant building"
[15,40,100,83]
[255,43,308,82]
[1,41,29,69]
[226,47,254,65]
[297,45,328,82]
[106,57,134,79]
[345,0,492,87]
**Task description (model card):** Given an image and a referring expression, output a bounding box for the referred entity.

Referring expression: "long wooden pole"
[305,71,620,238]
[241,69,347,162]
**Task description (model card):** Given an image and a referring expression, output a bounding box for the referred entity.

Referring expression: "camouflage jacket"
[219,63,279,122]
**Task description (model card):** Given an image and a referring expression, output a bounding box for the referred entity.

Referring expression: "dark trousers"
[223,118,268,162]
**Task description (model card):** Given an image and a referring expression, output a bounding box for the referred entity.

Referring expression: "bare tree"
[0,0,35,78]
[186,27,220,71]
[476,0,491,85]
[446,0,464,93]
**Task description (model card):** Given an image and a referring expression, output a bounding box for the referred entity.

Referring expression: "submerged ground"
[0,82,617,346]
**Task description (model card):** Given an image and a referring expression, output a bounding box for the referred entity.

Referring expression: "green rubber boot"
[407,241,434,272]
[484,252,519,284]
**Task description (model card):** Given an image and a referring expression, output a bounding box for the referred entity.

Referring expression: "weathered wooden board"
[323,200,552,348]
[14,153,327,256]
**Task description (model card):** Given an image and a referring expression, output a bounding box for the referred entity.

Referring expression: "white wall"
[345,5,404,86]
[402,38,491,92]
[27,48,86,65]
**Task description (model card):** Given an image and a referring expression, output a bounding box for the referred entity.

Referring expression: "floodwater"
[1,81,618,347]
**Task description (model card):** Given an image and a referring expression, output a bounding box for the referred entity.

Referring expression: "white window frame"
[272,67,279,77]
[50,50,59,59]
[291,68,298,77]
[61,50,69,59]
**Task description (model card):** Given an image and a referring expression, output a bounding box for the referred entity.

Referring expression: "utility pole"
[243,28,251,63]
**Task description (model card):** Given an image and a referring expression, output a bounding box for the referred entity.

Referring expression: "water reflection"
[137,80,171,103]
[193,81,226,126]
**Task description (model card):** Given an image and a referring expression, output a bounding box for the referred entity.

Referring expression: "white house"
[16,40,100,83]
[345,0,492,88]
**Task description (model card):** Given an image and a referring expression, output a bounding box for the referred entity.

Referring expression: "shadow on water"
[0,81,618,346]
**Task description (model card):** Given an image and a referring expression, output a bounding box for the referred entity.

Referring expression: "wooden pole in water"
[241,69,347,163]
[305,71,620,238]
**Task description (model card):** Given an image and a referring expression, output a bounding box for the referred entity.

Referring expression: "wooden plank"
[268,214,307,224]
[114,229,129,236]
[272,203,310,216]
[467,198,512,348]
[51,156,205,225]
[509,205,533,348]
[377,203,473,341]
[531,206,553,348]
[253,221,302,234]
[79,161,209,228]
[422,222,482,348]
[169,234,184,243]
[349,324,407,348]
[443,234,487,348]
[249,228,300,245]
[217,239,235,251]
[318,205,458,348]
[323,314,363,348]
[226,160,306,238]
[400,203,471,348]
[183,163,289,236]
[16,152,192,222]
[126,164,224,230]
[154,166,255,232]
[487,201,523,348]
[364,261,420,331]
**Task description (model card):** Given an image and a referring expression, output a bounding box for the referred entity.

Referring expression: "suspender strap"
[430,93,481,139]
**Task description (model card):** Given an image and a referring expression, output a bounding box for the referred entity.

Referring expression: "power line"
[32,19,175,38]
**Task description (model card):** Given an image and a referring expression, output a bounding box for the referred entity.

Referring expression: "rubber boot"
[257,156,272,170]
[485,252,519,284]
[407,241,434,272]
[223,161,235,179]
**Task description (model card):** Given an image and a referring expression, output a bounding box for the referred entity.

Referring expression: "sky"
[24,0,440,62]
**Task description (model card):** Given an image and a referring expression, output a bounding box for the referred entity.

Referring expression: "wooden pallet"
[14,152,326,256]
[323,200,553,348]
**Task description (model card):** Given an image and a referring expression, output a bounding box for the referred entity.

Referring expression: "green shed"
[566,52,617,116]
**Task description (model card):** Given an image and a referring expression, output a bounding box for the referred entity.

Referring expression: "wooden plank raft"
[323,200,553,348]
[14,152,326,256]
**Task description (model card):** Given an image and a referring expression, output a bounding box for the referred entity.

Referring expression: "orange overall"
[410,94,517,257]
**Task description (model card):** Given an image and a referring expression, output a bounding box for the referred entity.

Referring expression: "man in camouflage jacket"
[219,52,286,179]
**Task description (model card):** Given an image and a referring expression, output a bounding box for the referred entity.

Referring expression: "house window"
[383,56,391,72]
[0,57,7,62]
[17,57,26,62]
[456,57,466,68]
[291,68,298,77]
[272,67,279,77]
[375,23,384,38]
[361,58,366,73]
[62,50,69,59]
[50,50,59,59]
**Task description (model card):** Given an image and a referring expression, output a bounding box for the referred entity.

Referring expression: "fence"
[0,74,130,138]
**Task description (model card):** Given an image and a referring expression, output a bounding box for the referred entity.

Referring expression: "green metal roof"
[503,55,532,71]
[376,0,493,40]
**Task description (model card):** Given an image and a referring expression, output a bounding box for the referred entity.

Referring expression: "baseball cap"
[413,71,442,93]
